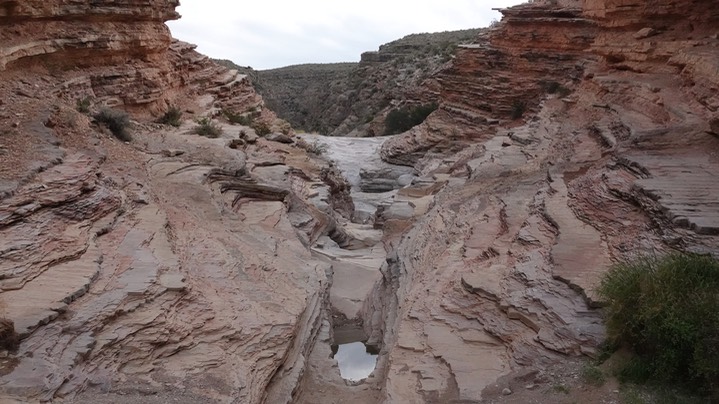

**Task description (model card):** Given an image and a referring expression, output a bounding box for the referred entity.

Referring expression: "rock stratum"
[0,0,265,118]
[0,0,717,403]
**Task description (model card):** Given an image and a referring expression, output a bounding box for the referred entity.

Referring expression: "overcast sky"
[168,1,526,70]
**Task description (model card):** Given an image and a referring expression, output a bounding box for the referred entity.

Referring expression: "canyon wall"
[0,1,326,403]
[372,0,719,401]
[0,0,266,117]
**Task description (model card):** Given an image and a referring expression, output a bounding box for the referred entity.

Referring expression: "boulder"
[161,149,185,157]
[359,166,415,193]
[228,138,245,149]
[265,133,294,144]
[240,130,259,144]
[633,27,658,39]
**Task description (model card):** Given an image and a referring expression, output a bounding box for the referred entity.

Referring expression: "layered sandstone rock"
[0,109,363,402]
[0,0,266,118]
[0,2,323,403]
[0,0,178,77]
[371,0,719,402]
[382,3,597,165]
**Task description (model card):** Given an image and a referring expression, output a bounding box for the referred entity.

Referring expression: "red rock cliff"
[382,0,719,164]
[0,0,265,116]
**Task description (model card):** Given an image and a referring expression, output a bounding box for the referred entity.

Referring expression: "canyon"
[0,0,717,403]
[246,29,480,137]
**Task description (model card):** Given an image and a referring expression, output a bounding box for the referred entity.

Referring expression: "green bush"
[193,117,223,138]
[94,108,131,141]
[511,100,526,120]
[76,97,91,113]
[159,106,182,127]
[0,318,18,351]
[384,103,437,135]
[224,109,256,126]
[542,80,561,94]
[581,364,606,387]
[557,86,572,97]
[541,80,572,97]
[296,138,327,155]
[598,253,719,394]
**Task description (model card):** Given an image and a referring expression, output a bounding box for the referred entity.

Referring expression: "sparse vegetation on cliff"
[224,109,259,126]
[540,80,572,97]
[599,253,719,396]
[193,117,223,138]
[0,318,18,351]
[159,106,183,127]
[251,121,271,136]
[94,108,131,141]
[76,97,91,113]
[511,100,526,120]
[384,103,437,135]
[296,138,328,156]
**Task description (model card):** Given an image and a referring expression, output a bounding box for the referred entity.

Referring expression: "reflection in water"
[333,342,378,381]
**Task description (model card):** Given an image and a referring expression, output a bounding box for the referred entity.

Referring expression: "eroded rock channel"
[293,134,415,403]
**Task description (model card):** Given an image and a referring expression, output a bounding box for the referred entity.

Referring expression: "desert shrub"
[557,86,572,97]
[581,364,606,387]
[228,109,252,126]
[224,109,255,126]
[76,97,91,113]
[251,121,271,136]
[384,102,437,135]
[511,100,526,120]
[159,106,182,127]
[279,121,292,135]
[598,253,719,394]
[193,117,223,138]
[542,80,561,94]
[541,80,572,97]
[0,318,18,351]
[94,108,131,141]
[296,138,328,155]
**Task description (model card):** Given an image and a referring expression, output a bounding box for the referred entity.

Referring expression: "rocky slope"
[252,30,481,136]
